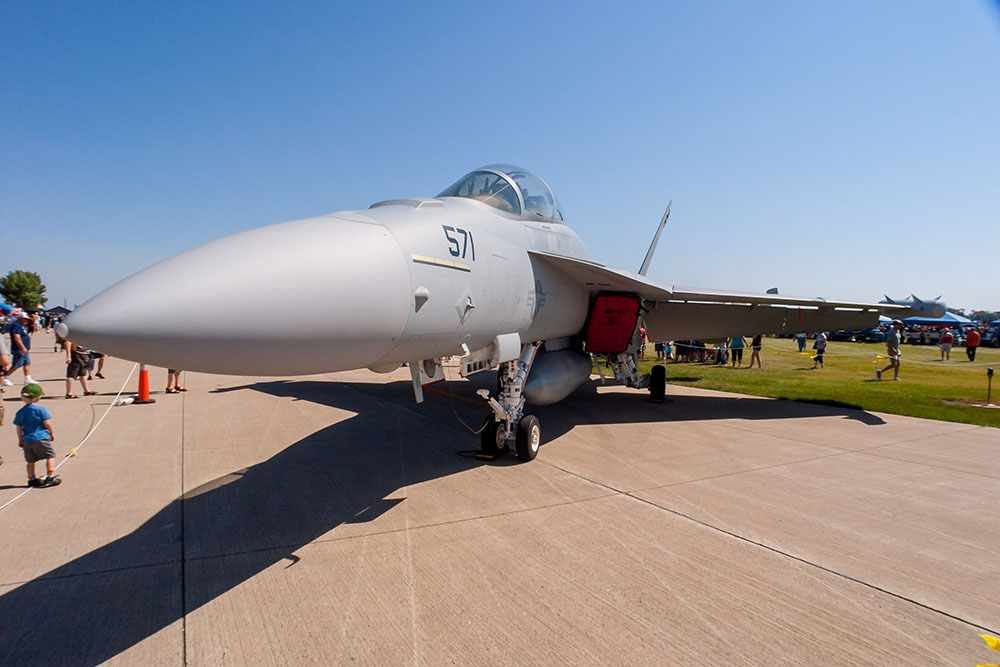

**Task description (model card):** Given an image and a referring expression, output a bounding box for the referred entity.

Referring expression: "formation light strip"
[411,254,471,272]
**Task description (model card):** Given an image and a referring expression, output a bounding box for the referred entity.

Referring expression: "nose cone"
[63,215,410,375]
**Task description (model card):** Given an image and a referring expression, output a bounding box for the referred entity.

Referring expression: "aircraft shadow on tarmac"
[0,375,883,665]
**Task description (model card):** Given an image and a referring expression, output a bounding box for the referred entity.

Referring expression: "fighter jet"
[879,294,947,318]
[59,164,938,461]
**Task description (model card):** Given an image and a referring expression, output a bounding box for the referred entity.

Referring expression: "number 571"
[443,226,475,260]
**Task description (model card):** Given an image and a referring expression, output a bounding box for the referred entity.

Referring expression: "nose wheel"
[515,414,540,461]
[479,413,540,461]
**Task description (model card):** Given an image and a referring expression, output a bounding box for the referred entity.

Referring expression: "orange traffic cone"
[134,363,156,404]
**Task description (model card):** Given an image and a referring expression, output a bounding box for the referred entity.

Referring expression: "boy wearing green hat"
[13,383,61,487]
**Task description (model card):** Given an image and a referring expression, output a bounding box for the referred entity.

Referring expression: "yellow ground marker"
[979,633,1000,667]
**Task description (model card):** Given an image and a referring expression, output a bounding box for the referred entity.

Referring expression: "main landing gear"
[477,342,542,461]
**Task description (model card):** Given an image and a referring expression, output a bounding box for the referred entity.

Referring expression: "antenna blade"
[638,200,671,276]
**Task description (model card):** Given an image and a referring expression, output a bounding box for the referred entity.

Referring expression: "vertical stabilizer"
[638,201,671,276]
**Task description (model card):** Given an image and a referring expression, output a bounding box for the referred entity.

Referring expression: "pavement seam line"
[624,492,1000,637]
[536,447,862,497]
[625,440,1000,494]
[180,384,188,667]
[853,448,1000,481]
[0,493,610,585]
[705,418,976,455]
[538,458,1000,636]
[0,558,180,587]
[175,492,621,565]
[629,449,865,493]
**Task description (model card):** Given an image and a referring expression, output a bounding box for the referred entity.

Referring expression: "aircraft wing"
[529,251,675,300]
[529,251,910,341]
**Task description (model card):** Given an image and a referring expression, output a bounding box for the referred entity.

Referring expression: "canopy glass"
[438,164,561,222]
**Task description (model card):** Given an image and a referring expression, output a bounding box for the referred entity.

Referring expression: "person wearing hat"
[13,383,61,487]
[8,312,36,385]
[939,328,954,361]
[879,320,904,381]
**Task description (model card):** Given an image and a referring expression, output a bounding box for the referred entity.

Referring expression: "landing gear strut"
[477,342,542,461]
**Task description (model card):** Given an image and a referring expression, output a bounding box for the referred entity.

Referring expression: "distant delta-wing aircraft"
[59,164,944,460]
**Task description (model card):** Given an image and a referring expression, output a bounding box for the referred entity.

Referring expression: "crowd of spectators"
[644,319,996,374]
[1,310,115,396]
[653,335,772,368]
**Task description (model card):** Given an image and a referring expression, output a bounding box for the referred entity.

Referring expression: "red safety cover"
[584,296,641,354]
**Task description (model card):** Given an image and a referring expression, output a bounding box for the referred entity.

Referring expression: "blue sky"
[2,1,998,312]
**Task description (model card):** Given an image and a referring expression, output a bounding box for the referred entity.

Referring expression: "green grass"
[633,338,1000,428]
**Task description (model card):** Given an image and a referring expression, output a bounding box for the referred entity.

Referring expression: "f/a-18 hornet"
[60,164,944,461]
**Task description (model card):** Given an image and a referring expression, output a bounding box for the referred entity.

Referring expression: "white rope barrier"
[0,362,139,512]
[760,340,995,369]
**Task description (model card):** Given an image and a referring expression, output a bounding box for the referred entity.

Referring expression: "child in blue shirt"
[13,383,61,487]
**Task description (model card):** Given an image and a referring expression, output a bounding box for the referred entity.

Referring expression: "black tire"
[649,364,666,403]
[480,415,508,457]
[515,415,540,461]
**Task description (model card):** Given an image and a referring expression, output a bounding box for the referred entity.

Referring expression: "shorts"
[10,352,30,369]
[23,439,55,463]
[168,369,182,374]
[89,351,106,359]
[67,360,87,378]
[940,343,952,353]
[752,345,762,351]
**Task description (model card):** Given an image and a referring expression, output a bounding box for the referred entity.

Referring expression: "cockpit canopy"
[438,164,563,222]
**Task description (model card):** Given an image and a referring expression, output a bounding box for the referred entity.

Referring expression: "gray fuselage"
[61,197,593,375]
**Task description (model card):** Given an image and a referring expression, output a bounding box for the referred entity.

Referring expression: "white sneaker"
[2,378,12,386]
[24,376,35,384]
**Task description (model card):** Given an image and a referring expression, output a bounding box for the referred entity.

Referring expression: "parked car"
[982,327,1000,348]
[831,328,883,343]
[861,327,886,343]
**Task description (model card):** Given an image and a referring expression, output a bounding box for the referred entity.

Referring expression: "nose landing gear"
[477,342,543,461]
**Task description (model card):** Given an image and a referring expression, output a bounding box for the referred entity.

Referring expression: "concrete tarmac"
[1,333,998,665]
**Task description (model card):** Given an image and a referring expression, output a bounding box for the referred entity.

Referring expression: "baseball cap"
[21,383,44,399]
